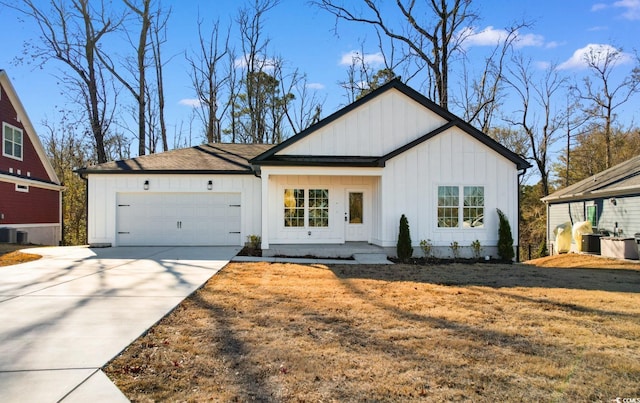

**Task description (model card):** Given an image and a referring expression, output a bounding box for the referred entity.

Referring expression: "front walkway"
[0,246,238,403]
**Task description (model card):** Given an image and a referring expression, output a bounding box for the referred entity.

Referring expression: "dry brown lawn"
[0,244,41,267]
[105,254,640,402]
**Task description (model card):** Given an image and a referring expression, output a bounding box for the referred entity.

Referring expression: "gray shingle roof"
[542,154,640,202]
[78,143,274,174]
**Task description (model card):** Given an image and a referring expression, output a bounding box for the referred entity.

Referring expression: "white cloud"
[514,32,545,48]
[179,98,201,107]
[614,0,640,19]
[306,82,325,90]
[535,61,552,70]
[588,25,609,31]
[459,26,507,47]
[234,55,276,70]
[557,43,633,70]
[459,26,544,49]
[339,50,385,66]
[591,3,608,11]
[545,41,563,49]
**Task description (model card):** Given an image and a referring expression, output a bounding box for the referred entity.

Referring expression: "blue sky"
[1,0,639,151]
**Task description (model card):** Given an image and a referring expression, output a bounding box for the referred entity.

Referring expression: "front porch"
[263,241,389,259]
[233,242,393,264]
[259,170,383,249]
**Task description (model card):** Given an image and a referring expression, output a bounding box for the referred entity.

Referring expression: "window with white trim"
[437,185,484,228]
[586,205,597,228]
[284,188,329,228]
[3,122,23,160]
[15,184,29,193]
[308,189,329,227]
[437,186,459,228]
[284,189,305,227]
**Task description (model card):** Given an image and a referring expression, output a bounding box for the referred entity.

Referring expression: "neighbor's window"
[284,189,305,227]
[437,186,459,227]
[3,123,23,160]
[587,205,597,228]
[463,186,484,228]
[308,189,329,227]
[438,185,485,228]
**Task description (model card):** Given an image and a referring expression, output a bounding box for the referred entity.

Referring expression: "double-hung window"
[3,123,23,160]
[284,188,329,228]
[437,185,484,228]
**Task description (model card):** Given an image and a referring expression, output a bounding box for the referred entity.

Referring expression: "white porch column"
[260,172,270,249]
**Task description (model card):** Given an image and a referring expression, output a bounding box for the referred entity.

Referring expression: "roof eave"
[542,187,640,203]
[75,169,256,175]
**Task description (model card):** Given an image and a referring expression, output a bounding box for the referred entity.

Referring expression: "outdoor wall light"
[609,197,617,206]
[207,180,213,190]
[144,180,150,190]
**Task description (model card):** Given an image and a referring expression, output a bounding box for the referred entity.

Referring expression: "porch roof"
[254,155,383,167]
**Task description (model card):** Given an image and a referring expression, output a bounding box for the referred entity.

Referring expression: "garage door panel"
[116,192,242,246]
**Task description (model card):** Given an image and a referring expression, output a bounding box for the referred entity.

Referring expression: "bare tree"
[573,46,640,169]
[226,47,240,143]
[314,0,477,108]
[560,94,589,187]
[8,0,124,163]
[235,0,280,143]
[339,46,374,104]
[503,57,567,196]
[150,4,170,151]
[280,71,325,133]
[42,112,92,245]
[96,0,155,157]
[457,24,523,132]
[186,17,231,143]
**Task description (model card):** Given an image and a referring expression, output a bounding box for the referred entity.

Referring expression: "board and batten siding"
[86,173,261,246]
[377,126,520,253]
[275,89,448,157]
[265,173,378,244]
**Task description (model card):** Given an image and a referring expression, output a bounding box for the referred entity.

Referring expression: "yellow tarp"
[572,221,593,252]
[554,222,572,254]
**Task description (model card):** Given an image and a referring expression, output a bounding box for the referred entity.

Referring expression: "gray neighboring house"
[542,155,640,253]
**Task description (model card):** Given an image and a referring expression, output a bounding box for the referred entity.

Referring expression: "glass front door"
[345,190,368,241]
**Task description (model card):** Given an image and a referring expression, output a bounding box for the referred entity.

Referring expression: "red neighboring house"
[0,70,63,245]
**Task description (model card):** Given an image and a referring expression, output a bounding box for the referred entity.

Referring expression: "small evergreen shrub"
[538,240,549,258]
[496,209,515,262]
[397,214,413,262]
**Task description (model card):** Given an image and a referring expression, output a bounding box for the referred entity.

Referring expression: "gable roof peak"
[0,70,61,185]
[250,79,529,171]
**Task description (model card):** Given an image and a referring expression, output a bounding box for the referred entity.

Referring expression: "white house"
[78,79,530,258]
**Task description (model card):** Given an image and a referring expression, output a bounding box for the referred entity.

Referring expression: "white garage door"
[116,193,241,246]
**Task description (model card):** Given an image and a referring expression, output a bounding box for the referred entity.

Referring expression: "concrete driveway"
[0,246,239,402]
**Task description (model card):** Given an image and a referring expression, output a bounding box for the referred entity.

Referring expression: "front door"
[345,190,368,241]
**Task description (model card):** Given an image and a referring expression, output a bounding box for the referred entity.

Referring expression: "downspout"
[517,168,527,262]
[59,182,64,246]
[545,199,550,255]
[77,170,89,246]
